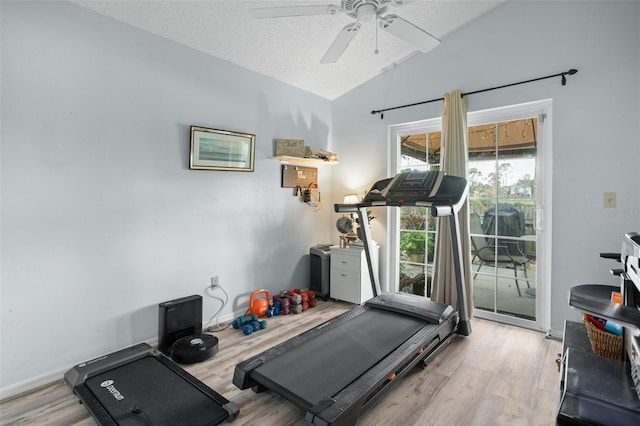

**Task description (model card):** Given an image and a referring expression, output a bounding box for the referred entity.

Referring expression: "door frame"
[388,99,553,332]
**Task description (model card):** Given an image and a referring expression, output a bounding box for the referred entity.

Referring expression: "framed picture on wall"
[189,126,255,171]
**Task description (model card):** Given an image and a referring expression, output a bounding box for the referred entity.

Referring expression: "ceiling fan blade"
[379,14,440,53]
[321,22,361,63]
[251,5,340,19]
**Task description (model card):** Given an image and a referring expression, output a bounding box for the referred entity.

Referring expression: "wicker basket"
[583,314,622,361]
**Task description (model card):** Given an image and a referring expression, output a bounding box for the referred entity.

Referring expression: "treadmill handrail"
[333,171,471,336]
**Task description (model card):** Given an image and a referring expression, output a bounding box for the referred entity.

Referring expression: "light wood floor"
[0,300,562,425]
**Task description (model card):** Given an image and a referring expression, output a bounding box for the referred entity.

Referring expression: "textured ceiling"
[72,0,504,100]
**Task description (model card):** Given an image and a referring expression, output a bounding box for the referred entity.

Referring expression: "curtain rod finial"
[371,110,384,119]
[562,68,578,86]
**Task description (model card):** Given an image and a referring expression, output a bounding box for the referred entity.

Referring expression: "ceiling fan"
[250,0,440,63]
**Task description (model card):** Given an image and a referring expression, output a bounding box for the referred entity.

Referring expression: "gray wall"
[2,0,639,398]
[1,1,333,395]
[331,0,640,334]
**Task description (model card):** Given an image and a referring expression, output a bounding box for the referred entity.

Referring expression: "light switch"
[603,192,617,208]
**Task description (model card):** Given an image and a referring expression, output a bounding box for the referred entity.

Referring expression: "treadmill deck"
[66,343,238,426]
[252,308,425,407]
[234,294,458,426]
[84,356,229,425]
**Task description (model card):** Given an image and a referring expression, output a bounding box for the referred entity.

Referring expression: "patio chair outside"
[470,212,530,296]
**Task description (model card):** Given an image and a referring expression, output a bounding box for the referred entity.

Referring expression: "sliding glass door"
[468,118,538,323]
[389,100,552,331]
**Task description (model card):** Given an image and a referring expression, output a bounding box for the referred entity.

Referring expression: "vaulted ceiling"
[72,0,505,100]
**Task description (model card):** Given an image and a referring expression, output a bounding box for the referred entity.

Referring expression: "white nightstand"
[330,243,379,304]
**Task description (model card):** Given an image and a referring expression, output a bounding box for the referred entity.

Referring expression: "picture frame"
[190,126,255,171]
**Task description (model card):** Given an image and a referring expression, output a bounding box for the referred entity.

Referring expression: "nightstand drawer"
[330,269,361,304]
[331,253,361,272]
[331,268,359,286]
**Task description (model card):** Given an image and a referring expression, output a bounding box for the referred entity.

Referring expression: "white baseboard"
[0,368,67,401]
[0,310,242,401]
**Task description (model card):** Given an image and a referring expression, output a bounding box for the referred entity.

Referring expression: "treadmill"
[65,342,239,425]
[233,171,471,426]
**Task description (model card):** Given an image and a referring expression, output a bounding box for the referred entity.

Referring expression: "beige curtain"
[431,89,473,317]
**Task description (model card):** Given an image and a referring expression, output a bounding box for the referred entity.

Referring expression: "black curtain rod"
[371,68,578,119]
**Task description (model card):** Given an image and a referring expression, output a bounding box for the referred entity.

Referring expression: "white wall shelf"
[273,156,338,165]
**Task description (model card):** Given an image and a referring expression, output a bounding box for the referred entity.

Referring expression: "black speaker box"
[158,295,203,355]
[171,334,219,364]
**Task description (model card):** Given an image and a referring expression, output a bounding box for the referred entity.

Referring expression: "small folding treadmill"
[65,342,239,426]
[233,171,471,426]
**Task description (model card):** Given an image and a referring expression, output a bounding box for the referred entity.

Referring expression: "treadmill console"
[361,171,466,208]
[380,171,443,202]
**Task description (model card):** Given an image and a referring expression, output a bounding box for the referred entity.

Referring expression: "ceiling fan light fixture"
[356,3,377,22]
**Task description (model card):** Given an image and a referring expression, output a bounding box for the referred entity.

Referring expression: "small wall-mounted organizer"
[274,138,336,210]
[281,165,316,188]
[281,165,321,210]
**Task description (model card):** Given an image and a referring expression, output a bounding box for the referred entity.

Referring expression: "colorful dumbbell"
[232,314,258,329]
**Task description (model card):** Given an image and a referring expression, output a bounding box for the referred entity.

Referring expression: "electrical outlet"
[603,192,617,208]
[210,276,219,289]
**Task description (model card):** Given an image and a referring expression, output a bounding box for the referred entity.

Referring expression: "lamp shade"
[343,194,359,204]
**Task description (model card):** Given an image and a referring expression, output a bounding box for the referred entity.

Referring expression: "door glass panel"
[398,132,439,298]
[470,118,537,321]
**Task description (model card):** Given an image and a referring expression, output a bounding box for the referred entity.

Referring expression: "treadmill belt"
[252,308,426,407]
[85,356,228,426]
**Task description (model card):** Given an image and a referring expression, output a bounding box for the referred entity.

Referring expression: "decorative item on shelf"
[190,126,255,172]
[275,139,305,157]
[315,150,338,162]
[273,138,338,164]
